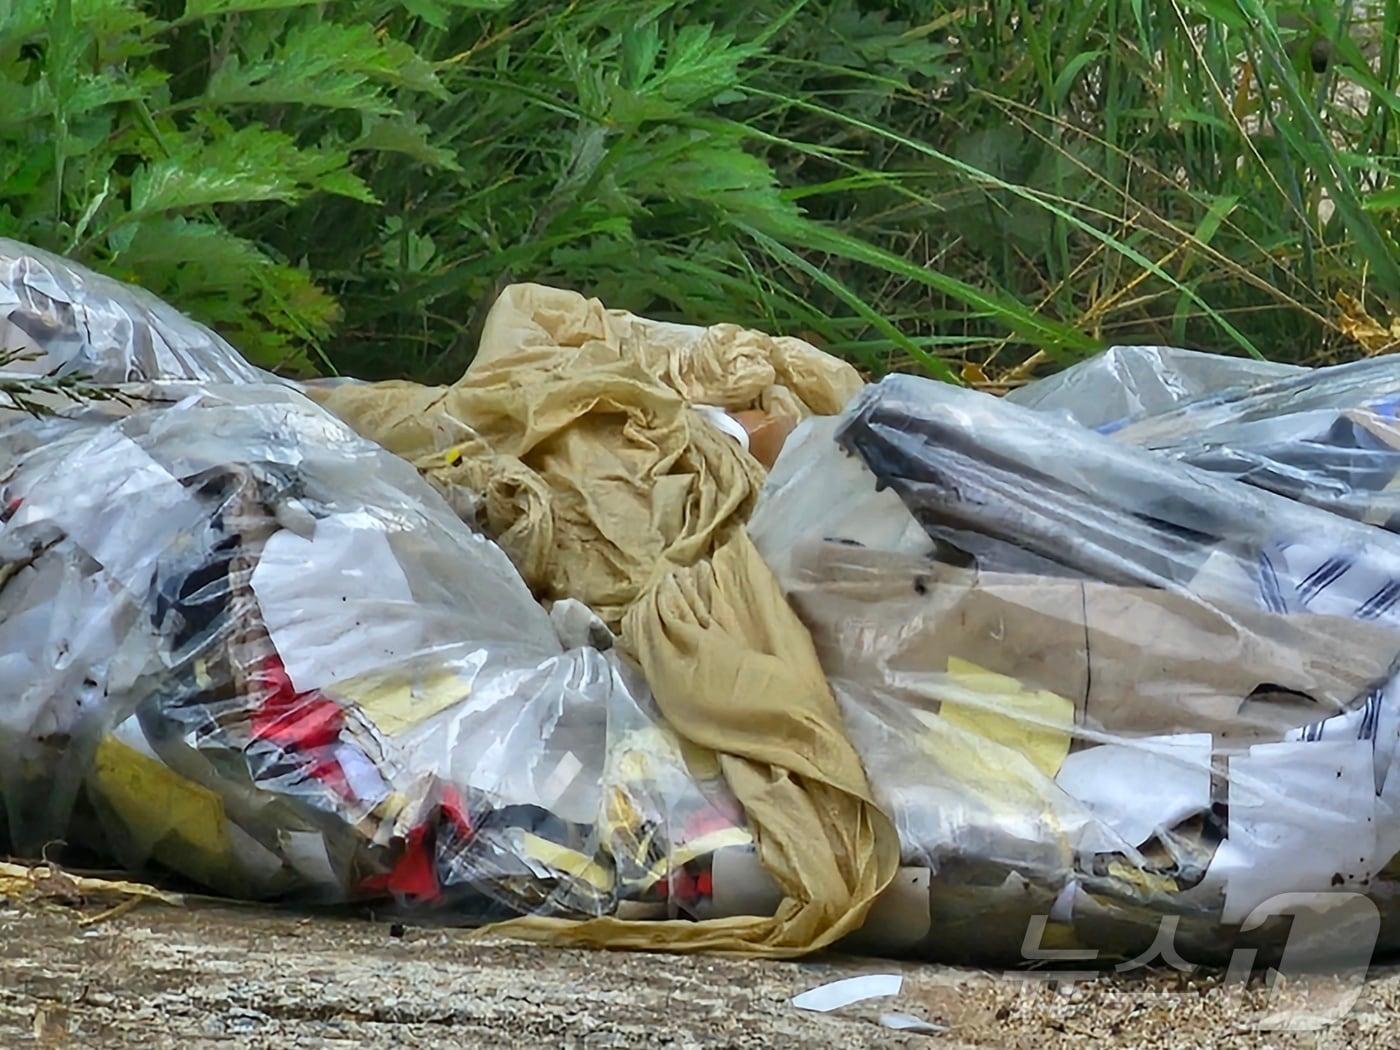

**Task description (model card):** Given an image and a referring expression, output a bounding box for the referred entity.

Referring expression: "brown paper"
[788,541,1400,741]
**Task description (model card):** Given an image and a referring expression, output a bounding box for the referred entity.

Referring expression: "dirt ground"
[2,901,1399,1049]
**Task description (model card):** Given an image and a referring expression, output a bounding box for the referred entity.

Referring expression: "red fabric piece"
[386,824,440,901]
[358,801,460,900]
[249,654,354,798]
[250,655,344,751]
[695,871,713,898]
[358,871,391,894]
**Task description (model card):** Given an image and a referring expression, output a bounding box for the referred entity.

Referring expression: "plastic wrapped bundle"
[1092,355,1400,530]
[1005,344,1302,430]
[751,374,1400,964]
[0,239,265,383]
[1010,346,1400,530]
[0,382,771,924]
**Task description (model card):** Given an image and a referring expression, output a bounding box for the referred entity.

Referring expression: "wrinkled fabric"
[497,535,900,954]
[309,352,764,627]
[309,283,861,628]
[474,283,862,416]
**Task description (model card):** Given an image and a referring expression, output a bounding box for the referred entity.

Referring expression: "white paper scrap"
[1056,733,1213,853]
[251,513,422,693]
[790,974,903,1012]
[334,743,390,806]
[1203,739,1377,925]
[693,405,750,451]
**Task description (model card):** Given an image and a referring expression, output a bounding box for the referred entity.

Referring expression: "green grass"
[3,0,1399,382]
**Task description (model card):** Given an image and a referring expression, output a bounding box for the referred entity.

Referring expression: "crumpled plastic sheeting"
[308,355,762,629]
[308,283,862,628]
[752,373,1400,964]
[0,239,265,384]
[1,380,781,929]
[1097,355,1400,530]
[0,246,890,958]
[1004,345,1302,431]
[474,283,862,416]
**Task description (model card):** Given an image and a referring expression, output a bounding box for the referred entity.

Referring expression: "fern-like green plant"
[0,0,466,370]
[7,0,1400,383]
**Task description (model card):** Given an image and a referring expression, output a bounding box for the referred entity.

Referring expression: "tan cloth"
[498,535,900,954]
[310,284,860,627]
[786,541,1400,742]
[312,284,888,954]
[474,283,862,415]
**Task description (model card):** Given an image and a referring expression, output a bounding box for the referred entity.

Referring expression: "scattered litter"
[0,861,184,908]
[878,1012,949,1034]
[751,369,1400,964]
[0,244,858,955]
[790,973,903,1012]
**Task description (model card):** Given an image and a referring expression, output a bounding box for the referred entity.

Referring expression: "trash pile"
[3,238,1399,966]
[752,367,1400,962]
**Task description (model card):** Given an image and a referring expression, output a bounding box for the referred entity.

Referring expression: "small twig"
[1,350,149,417]
[76,896,145,927]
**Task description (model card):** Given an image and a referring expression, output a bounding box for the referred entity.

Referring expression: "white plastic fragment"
[790,973,903,1012]
[692,404,750,451]
[879,1012,949,1034]
[1050,879,1079,923]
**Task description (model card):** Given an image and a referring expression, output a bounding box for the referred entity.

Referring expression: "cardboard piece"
[789,542,1400,741]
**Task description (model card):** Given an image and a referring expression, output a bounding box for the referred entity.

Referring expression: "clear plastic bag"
[752,374,1400,963]
[0,239,265,383]
[0,381,767,924]
[1005,345,1303,431]
[1093,356,1400,531]
[1020,346,1400,532]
